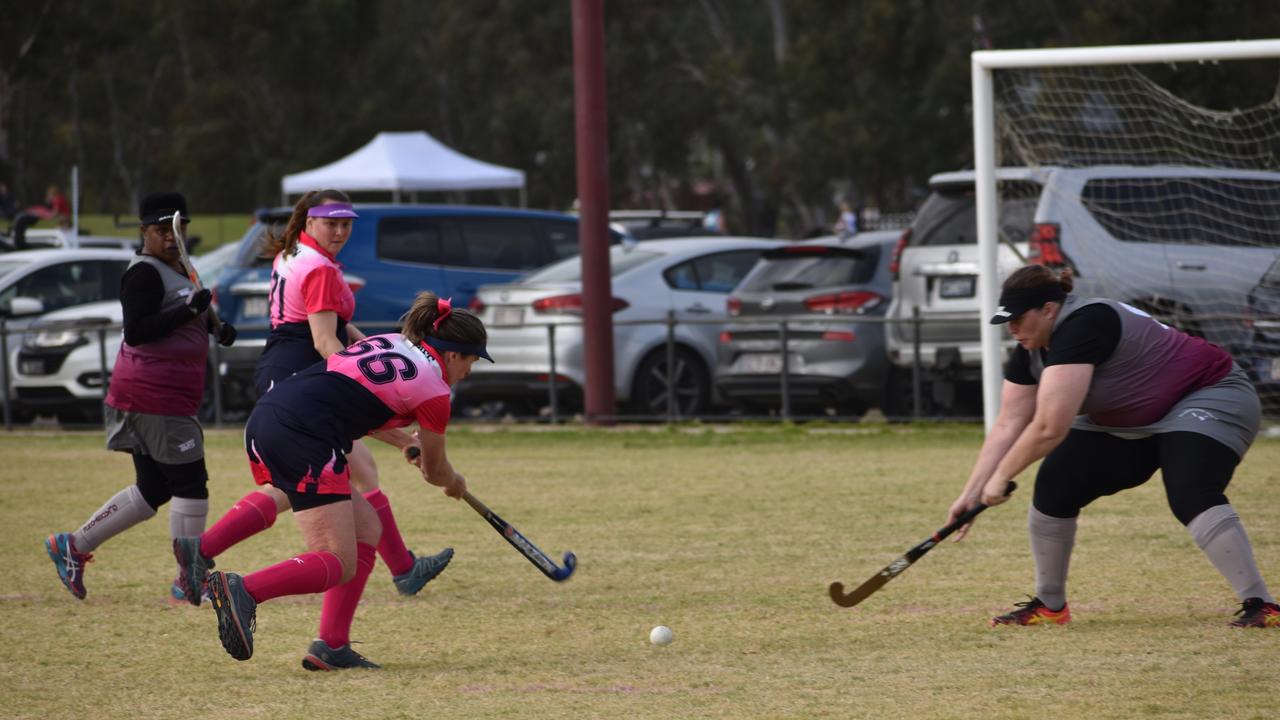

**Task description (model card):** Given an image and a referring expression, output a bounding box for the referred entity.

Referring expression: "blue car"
[210,204,621,412]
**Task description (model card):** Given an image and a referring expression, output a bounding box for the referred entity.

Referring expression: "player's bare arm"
[418,429,465,499]
[981,363,1093,505]
[949,379,1038,540]
[306,310,348,358]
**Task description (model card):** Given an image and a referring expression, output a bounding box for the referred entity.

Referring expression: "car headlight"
[24,329,88,350]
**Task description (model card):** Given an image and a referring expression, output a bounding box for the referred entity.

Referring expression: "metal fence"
[2,310,1275,430]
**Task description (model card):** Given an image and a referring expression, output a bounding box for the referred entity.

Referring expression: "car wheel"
[628,347,710,418]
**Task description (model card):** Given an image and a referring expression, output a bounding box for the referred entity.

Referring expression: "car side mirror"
[9,296,45,317]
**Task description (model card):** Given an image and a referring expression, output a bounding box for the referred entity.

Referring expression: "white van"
[883,165,1280,416]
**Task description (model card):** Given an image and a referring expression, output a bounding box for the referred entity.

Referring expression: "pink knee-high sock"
[200,491,279,559]
[318,542,377,648]
[242,551,344,603]
[364,489,413,576]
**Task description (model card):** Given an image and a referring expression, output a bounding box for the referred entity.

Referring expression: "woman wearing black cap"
[947,264,1277,628]
[43,192,237,602]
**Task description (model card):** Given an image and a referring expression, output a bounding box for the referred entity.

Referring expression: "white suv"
[884,165,1280,416]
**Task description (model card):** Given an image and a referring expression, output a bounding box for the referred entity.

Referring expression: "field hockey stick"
[462,491,577,582]
[172,211,223,332]
[404,446,576,582]
[828,481,1016,608]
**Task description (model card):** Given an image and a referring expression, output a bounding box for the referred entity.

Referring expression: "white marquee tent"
[280,131,526,205]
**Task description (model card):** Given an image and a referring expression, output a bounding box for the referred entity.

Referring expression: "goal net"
[972,41,1280,423]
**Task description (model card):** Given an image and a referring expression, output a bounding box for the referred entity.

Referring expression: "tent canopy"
[280,131,526,200]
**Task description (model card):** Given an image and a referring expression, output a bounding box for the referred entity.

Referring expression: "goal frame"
[970,38,1280,430]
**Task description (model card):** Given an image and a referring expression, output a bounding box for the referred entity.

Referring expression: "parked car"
[8,244,240,425]
[884,165,1280,416]
[458,236,786,417]
[0,228,138,253]
[715,231,899,417]
[0,248,135,421]
[209,204,624,413]
[1240,255,1280,413]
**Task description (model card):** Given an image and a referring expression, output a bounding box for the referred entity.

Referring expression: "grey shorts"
[1073,365,1261,458]
[105,404,205,465]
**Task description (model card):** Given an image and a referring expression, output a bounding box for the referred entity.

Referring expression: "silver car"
[715,231,898,417]
[459,236,786,417]
[884,165,1280,416]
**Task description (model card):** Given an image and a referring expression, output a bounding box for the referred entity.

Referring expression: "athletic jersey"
[106,255,209,415]
[256,232,356,382]
[1005,295,1233,427]
[254,333,453,453]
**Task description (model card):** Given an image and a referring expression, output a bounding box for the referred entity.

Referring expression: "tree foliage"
[3,0,1278,237]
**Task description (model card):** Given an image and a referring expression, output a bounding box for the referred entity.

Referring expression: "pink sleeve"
[414,394,452,435]
[300,266,348,314]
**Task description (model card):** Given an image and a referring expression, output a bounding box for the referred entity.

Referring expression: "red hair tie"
[432,297,453,333]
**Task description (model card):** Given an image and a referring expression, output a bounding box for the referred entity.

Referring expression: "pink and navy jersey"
[255,232,357,392]
[268,232,355,327]
[254,333,453,451]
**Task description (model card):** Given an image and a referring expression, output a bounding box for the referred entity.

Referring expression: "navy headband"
[424,336,494,363]
[990,283,1067,324]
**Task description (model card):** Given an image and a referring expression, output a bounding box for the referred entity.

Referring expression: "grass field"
[75,213,253,251]
[2,424,1278,719]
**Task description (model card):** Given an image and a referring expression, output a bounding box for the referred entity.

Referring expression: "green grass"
[2,424,1278,719]
[75,213,255,250]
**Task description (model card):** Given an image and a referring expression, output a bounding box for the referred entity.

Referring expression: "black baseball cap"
[989,283,1067,324]
[139,191,190,226]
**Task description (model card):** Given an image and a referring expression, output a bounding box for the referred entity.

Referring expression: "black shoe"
[172,536,215,607]
[208,571,257,661]
[1229,597,1280,628]
[302,639,382,671]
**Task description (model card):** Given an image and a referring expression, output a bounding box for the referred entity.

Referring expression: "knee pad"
[133,454,173,510]
[167,460,210,500]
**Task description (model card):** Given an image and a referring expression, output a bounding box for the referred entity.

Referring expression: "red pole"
[572,0,616,424]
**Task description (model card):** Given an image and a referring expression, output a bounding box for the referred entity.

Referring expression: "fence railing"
[2,309,1275,429]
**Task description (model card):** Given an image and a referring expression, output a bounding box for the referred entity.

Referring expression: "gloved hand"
[216,321,237,347]
[187,288,212,316]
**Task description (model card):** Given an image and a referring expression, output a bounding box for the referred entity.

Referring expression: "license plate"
[493,306,523,326]
[1271,357,1280,381]
[19,359,46,375]
[939,276,976,299]
[733,353,803,374]
[242,296,269,318]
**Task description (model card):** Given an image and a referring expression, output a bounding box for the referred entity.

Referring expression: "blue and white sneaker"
[45,532,92,600]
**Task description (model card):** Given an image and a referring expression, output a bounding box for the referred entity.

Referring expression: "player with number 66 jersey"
[195,291,492,669]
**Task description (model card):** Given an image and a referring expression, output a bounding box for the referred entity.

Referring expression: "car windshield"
[912,181,1040,246]
[738,247,880,292]
[0,260,31,282]
[521,249,662,283]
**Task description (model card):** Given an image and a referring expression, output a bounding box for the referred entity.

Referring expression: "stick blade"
[549,551,577,582]
[828,573,890,608]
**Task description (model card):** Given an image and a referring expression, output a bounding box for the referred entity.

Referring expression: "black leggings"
[133,453,209,510]
[1033,430,1241,526]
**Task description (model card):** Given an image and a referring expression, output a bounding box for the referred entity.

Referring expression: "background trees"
[3,0,1278,238]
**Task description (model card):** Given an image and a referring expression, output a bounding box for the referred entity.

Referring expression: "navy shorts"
[245,403,352,503]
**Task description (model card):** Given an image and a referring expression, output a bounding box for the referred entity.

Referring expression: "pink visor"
[307,203,359,218]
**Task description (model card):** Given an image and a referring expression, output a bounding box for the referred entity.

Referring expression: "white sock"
[72,485,156,553]
[1188,504,1274,603]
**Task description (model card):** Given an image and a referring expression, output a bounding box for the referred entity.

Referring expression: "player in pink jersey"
[198,291,490,669]
[174,190,452,611]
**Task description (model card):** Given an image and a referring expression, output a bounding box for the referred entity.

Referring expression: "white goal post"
[971,39,1280,430]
